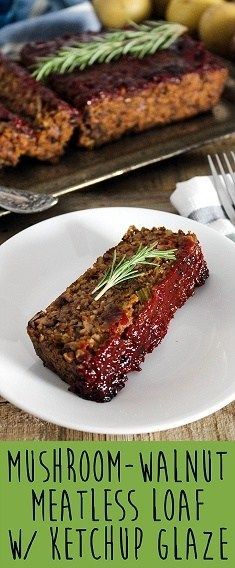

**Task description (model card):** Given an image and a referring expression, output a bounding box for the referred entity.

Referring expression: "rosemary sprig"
[32,21,187,80]
[92,242,177,301]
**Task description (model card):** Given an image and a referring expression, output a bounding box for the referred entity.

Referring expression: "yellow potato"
[166,0,224,34]
[154,0,171,18]
[199,4,235,56]
[92,0,152,28]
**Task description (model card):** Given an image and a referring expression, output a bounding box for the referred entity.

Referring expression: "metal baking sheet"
[0,66,235,218]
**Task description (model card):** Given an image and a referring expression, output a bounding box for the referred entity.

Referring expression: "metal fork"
[208,151,235,225]
[0,186,58,214]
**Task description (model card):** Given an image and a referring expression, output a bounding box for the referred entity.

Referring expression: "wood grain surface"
[0,135,234,441]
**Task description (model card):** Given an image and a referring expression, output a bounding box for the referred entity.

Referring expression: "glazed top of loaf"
[21,35,228,110]
[0,99,33,135]
[21,33,92,66]
[0,53,78,117]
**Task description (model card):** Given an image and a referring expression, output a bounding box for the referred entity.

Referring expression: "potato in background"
[166,0,224,33]
[199,3,235,56]
[92,0,152,28]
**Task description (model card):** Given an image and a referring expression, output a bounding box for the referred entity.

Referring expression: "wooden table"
[0,136,234,441]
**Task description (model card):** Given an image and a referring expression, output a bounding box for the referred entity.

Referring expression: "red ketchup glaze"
[0,53,78,117]
[0,101,33,135]
[21,35,226,111]
[50,36,224,110]
[69,240,209,402]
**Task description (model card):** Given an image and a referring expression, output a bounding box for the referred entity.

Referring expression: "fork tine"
[216,153,235,209]
[207,154,235,223]
[215,153,229,185]
[207,154,219,183]
[223,152,235,199]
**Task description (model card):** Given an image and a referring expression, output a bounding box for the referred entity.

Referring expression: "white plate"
[0,207,235,434]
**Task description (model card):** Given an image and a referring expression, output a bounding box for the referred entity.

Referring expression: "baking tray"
[0,66,235,219]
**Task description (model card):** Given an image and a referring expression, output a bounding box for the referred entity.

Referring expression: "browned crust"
[77,68,228,148]
[0,101,34,167]
[0,54,79,161]
[0,126,30,166]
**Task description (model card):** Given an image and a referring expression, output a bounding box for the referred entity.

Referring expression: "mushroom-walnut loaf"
[0,101,34,167]
[21,34,228,148]
[27,227,209,402]
[0,54,78,162]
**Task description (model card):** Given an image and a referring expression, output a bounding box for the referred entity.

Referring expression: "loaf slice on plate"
[27,226,209,402]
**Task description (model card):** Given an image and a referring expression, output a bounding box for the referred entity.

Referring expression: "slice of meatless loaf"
[0,101,34,167]
[21,34,228,148]
[27,226,209,402]
[0,54,79,161]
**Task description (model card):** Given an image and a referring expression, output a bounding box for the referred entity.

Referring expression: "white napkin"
[170,175,235,242]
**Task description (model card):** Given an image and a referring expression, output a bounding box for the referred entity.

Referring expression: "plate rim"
[1,205,235,250]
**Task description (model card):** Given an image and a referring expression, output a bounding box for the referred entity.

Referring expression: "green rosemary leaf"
[92,242,177,301]
[32,21,187,80]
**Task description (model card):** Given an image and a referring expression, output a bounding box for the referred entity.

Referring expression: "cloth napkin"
[170,175,235,242]
[0,1,100,54]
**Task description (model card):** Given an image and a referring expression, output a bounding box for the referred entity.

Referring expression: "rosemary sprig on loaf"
[32,21,187,81]
[92,242,177,301]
